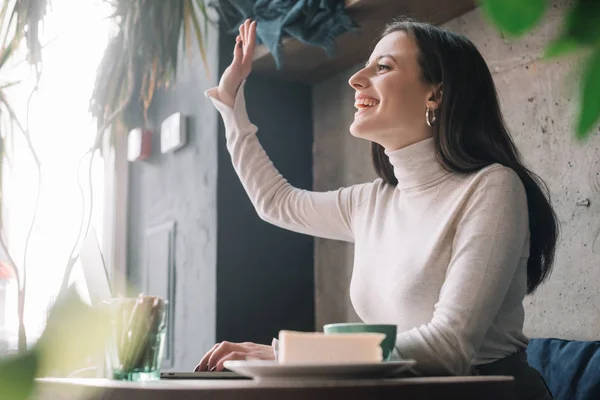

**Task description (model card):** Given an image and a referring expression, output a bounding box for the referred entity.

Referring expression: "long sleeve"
[392,167,529,375]
[205,81,371,242]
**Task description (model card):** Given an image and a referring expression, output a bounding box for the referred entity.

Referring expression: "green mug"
[323,323,397,361]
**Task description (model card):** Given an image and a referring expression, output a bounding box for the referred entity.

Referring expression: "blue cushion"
[526,338,600,400]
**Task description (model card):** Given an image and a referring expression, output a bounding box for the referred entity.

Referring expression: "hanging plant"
[1,0,49,68]
[89,0,215,147]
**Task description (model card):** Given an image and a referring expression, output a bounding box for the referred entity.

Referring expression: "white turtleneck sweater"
[205,81,530,376]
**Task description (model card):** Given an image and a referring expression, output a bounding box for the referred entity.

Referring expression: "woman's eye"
[377,64,391,72]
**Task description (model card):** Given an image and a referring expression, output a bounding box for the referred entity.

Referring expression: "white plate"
[222,360,416,381]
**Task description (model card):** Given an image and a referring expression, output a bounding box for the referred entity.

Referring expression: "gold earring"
[426,107,436,127]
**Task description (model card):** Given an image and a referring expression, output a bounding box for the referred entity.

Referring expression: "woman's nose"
[348,68,369,90]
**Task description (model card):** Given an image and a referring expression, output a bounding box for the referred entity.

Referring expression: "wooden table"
[36,376,515,399]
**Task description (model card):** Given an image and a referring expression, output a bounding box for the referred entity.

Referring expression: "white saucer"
[222,360,416,381]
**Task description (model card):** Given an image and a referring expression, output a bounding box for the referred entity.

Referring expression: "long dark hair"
[373,20,559,295]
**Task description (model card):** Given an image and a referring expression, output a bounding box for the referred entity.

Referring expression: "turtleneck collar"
[384,138,450,190]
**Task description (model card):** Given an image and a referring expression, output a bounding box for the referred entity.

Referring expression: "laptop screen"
[79,229,112,307]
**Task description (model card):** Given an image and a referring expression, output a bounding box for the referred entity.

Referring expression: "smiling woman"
[348,32,442,150]
[200,18,556,400]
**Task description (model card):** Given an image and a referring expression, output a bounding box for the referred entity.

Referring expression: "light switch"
[160,112,187,154]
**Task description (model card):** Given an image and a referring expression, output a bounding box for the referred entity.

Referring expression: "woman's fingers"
[233,35,243,61]
[195,342,220,372]
[195,342,274,373]
[241,20,256,66]
[207,341,241,371]
[239,20,245,42]
[244,19,251,44]
[246,21,257,57]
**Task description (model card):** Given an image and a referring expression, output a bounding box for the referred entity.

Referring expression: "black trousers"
[472,351,553,400]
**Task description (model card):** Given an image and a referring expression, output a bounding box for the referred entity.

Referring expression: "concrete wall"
[127,25,220,371]
[313,0,600,340]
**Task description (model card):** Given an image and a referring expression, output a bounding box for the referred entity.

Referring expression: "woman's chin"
[349,121,372,139]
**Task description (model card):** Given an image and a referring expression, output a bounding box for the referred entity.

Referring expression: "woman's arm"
[205,19,371,242]
[392,166,529,375]
[206,82,371,242]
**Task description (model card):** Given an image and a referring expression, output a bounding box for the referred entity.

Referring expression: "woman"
[198,18,557,400]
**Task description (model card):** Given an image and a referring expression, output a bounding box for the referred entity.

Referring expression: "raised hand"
[217,19,257,108]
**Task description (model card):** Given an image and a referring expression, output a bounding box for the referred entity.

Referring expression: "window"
[0,0,112,351]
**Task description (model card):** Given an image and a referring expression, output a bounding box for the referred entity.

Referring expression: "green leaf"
[36,288,111,377]
[0,349,39,400]
[0,35,19,69]
[0,0,12,48]
[544,36,581,59]
[479,0,548,37]
[576,47,600,139]
[196,0,210,39]
[563,0,600,46]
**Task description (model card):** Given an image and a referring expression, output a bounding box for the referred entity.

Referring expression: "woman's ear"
[426,83,443,110]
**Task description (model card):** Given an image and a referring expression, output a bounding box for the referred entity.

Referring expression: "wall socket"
[161,112,187,154]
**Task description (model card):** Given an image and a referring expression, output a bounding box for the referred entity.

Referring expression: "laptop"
[79,229,247,380]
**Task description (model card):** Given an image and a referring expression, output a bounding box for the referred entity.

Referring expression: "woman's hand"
[217,19,257,108]
[194,341,275,372]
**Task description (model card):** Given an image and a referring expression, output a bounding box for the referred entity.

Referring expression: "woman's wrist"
[216,87,236,108]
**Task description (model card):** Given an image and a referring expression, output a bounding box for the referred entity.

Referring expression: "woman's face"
[348,31,439,151]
